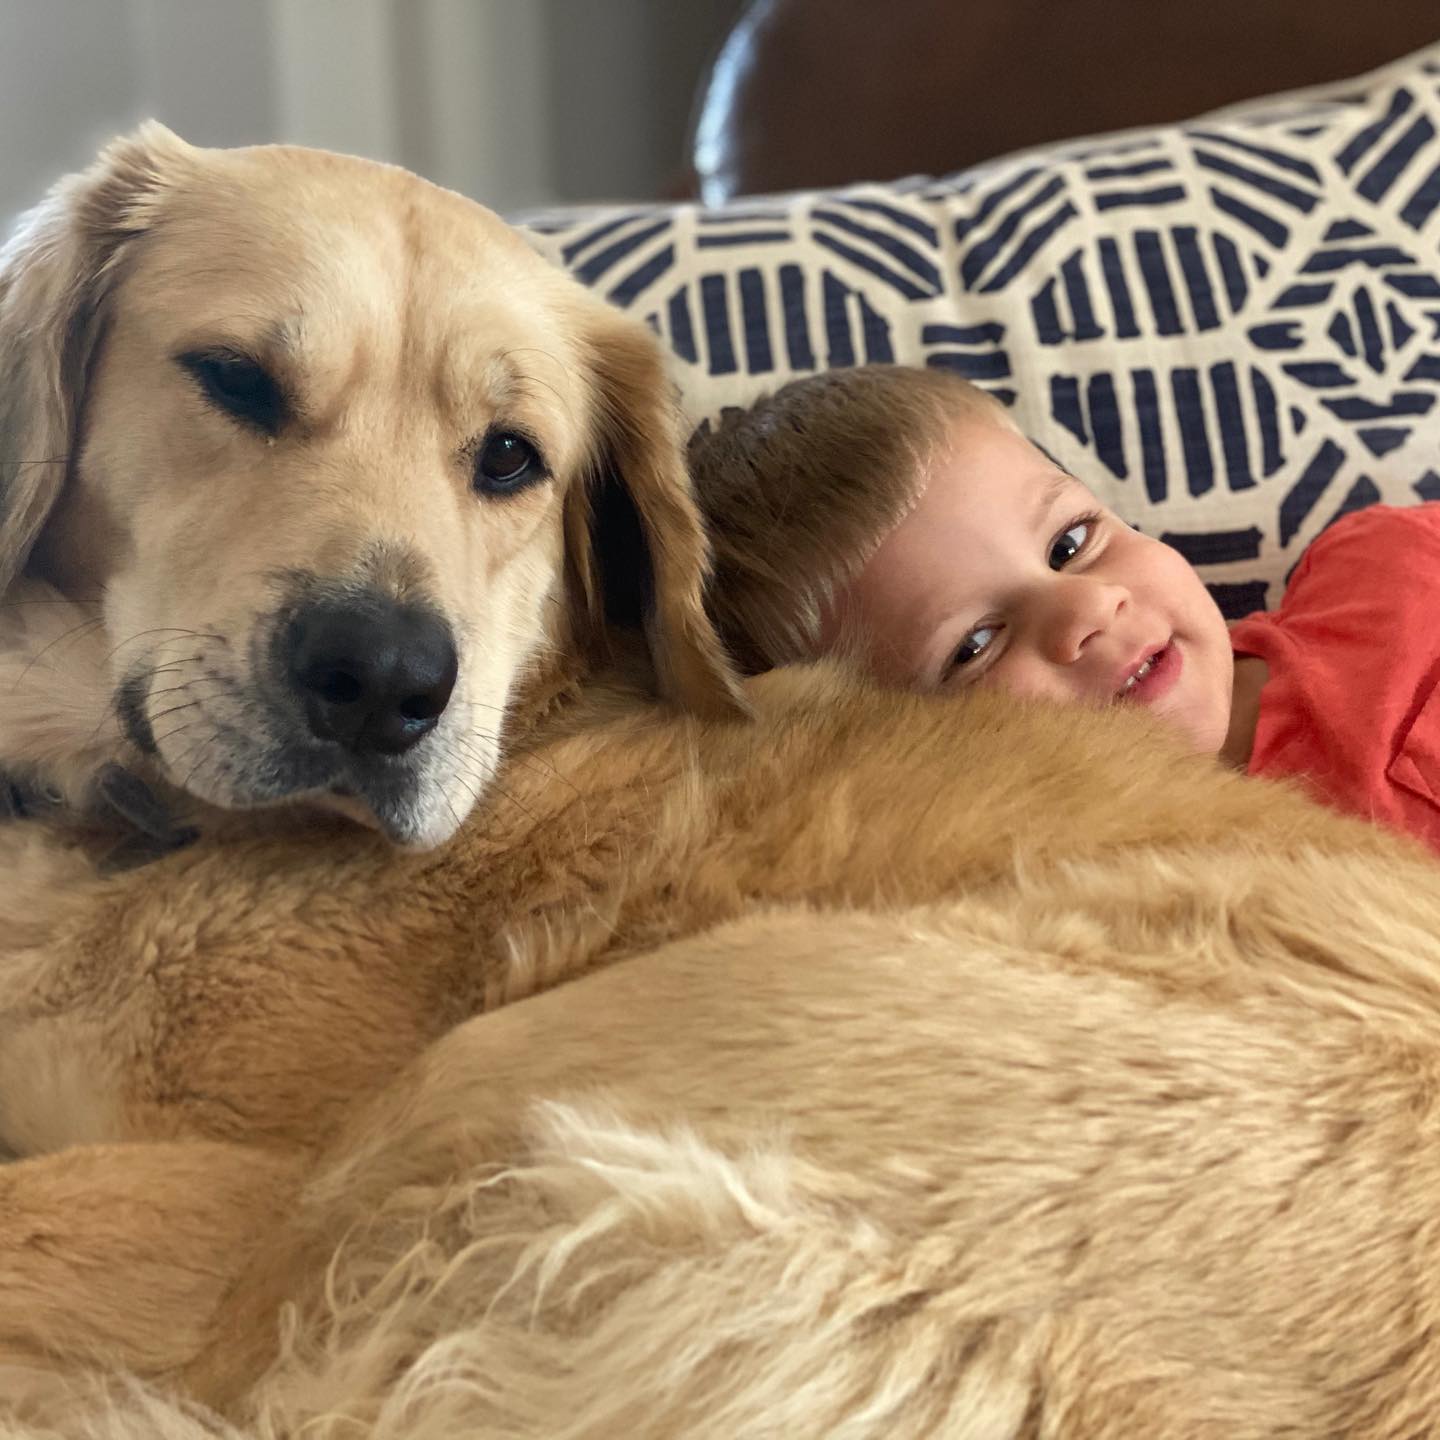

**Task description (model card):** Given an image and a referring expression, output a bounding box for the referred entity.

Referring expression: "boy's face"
[823,417,1235,754]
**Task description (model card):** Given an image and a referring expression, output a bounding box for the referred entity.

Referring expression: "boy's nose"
[1039,575,1128,665]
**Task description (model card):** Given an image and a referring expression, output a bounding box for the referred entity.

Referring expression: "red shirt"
[1229,503,1440,854]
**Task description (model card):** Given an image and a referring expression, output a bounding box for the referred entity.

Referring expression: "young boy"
[690,365,1440,853]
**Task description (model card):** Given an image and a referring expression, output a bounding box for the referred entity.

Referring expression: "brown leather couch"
[691,0,1439,200]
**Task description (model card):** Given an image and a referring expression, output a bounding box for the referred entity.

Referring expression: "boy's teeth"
[1123,654,1157,692]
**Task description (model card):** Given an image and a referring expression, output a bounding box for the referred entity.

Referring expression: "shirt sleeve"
[1228,503,1440,852]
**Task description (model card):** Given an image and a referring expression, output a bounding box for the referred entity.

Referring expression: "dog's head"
[0,125,741,848]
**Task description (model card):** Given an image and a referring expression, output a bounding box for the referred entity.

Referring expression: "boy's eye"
[1048,518,1094,570]
[947,623,1000,679]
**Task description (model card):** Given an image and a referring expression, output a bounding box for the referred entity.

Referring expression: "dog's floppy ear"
[566,310,748,718]
[0,122,191,592]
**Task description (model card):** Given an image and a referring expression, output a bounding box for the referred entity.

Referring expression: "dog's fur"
[6,135,1440,1440]
[5,666,1440,1438]
[0,124,738,849]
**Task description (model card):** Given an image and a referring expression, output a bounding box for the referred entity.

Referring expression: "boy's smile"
[823,418,1236,755]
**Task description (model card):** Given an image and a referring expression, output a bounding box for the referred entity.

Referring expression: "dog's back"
[6,669,1433,1438]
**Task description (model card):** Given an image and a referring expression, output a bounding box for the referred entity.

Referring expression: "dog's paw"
[91,764,198,870]
[0,772,63,822]
[0,763,198,872]
[0,776,24,820]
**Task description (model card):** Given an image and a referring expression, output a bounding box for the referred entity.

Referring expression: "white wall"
[0,0,740,231]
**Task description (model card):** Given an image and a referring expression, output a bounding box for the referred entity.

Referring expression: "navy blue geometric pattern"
[526,45,1440,615]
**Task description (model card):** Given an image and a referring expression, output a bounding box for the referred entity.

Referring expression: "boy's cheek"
[981,656,1069,705]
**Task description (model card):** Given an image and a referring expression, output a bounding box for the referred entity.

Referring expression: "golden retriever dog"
[0,123,737,851]
[7,136,1440,1440]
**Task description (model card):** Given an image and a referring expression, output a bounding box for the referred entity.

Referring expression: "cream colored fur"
[0,582,123,805]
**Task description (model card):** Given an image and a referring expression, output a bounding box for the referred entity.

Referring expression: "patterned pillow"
[525,43,1440,616]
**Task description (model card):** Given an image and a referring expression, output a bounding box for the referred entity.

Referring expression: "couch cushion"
[526,44,1440,615]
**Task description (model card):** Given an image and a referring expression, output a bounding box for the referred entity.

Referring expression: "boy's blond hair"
[689,365,1017,672]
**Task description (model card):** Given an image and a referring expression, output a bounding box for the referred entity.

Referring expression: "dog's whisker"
[458,748,548,806]
[487,780,540,828]
[7,615,107,690]
[102,627,226,669]
[121,657,211,689]
[141,679,231,704]
[500,747,580,793]
[437,789,466,838]
[146,698,213,729]
[444,764,492,814]
[452,734,507,778]
[156,709,219,761]
[457,728,581,799]
[176,732,227,797]
[148,712,209,753]
[0,596,102,608]
[85,660,215,733]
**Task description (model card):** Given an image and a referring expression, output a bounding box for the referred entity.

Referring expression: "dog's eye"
[180,351,287,435]
[474,431,547,497]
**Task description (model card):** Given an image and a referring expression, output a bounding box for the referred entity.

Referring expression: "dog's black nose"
[284,598,458,757]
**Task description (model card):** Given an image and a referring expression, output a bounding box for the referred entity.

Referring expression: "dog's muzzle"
[116,586,475,847]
